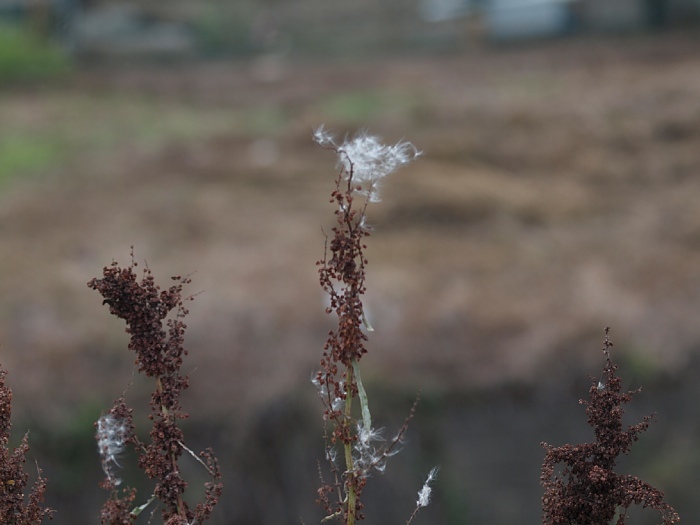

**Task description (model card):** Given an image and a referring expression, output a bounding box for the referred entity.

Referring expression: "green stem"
[343,364,356,525]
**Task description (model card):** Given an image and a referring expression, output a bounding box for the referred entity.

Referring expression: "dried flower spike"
[89,257,222,524]
[540,328,679,525]
[0,365,54,523]
[314,128,420,525]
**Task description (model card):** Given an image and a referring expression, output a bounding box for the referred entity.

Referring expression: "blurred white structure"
[420,0,700,41]
[419,0,473,22]
[72,4,195,59]
[486,0,574,39]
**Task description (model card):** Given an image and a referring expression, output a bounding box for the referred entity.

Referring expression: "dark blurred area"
[2,1,700,524]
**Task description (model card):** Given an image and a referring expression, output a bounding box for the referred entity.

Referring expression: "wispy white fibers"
[313,127,421,203]
[96,414,129,486]
[417,466,439,508]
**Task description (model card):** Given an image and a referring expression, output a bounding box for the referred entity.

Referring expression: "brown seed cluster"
[317,183,370,387]
[89,257,221,524]
[315,165,371,522]
[0,366,54,524]
[540,328,679,525]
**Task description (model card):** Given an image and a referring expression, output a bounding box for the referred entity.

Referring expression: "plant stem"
[156,377,188,519]
[344,364,356,525]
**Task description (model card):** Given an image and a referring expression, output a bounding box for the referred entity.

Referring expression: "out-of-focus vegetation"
[0,134,63,189]
[192,4,257,57]
[0,24,71,84]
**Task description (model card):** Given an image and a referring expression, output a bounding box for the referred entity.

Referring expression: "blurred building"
[1,0,700,59]
[0,0,78,37]
[446,0,700,39]
[0,0,196,59]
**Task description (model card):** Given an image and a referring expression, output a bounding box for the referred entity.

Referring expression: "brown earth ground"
[2,31,700,524]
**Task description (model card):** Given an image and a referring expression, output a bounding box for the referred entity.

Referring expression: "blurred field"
[2,30,700,524]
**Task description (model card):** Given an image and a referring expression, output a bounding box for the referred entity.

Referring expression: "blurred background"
[2,0,700,523]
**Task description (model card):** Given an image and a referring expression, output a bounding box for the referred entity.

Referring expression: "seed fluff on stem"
[540,328,679,525]
[417,467,439,508]
[313,126,421,204]
[406,466,439,525]
[96,413,130,487]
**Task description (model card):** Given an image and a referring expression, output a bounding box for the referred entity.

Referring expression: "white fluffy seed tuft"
[96,414,129,486]
[313,126,420,202]
[417,466,439,508]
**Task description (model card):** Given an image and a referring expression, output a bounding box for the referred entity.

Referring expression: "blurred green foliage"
[318,91,388,123]
[0,24,71,84]
[242,105,288,136]
[317,89,425,125]
[193,4,256,57]
[0,134,63,188]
